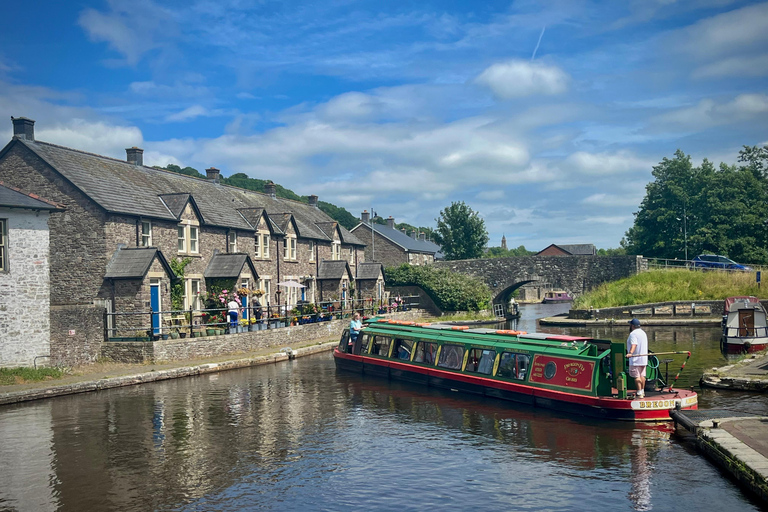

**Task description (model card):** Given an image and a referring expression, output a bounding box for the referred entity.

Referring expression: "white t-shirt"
[227,300,240,314]
[627,329,648,366]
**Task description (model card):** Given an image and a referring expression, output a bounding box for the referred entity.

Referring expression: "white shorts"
[628,365,646,378]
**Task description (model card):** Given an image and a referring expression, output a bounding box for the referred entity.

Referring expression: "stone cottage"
[0,182,63,367]
[0,117,368,366]
[351,212,442,268]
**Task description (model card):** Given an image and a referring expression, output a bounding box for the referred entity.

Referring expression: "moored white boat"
[721,296,768,353]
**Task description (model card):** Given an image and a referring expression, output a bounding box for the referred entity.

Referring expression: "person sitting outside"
[349,313,362,353]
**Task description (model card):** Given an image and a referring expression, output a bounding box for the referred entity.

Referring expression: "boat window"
[339,329,350,352]
[359,333,371,354]
[497,352,530,380]
[465,348,496,375]
[371,335,392,356]
[438,344,465,370]
[392,338,414,361]
[413,341,438,365]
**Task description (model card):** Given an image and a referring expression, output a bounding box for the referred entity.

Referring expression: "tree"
[434,201,489,260]
[624,147,768,264]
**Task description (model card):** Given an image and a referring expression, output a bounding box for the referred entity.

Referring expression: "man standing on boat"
[626,318,648,398]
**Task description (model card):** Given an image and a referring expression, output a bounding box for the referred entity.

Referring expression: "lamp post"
[676,204,688,261]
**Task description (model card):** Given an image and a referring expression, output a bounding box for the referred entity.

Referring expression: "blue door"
[150,280,161,335]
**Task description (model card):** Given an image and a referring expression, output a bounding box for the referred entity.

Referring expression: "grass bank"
[574,269,761,309]
[0,367,65,386]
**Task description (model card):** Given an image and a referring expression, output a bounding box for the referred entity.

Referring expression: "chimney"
[401,227,407,234]
[126,147,144,166]
[411,230,417,239]
[387,216,395,229]
[308,194,319,207]
[419,232,426,241]
[205,167,221,183]
[361,210,370,224]
[265,181,276,198]
[11,117,35,141]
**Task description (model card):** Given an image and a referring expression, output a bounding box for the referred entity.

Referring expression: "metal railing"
[644,257,767,273]
[105,295,420,341]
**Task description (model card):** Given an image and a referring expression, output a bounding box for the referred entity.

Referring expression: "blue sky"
[2,1,767,251]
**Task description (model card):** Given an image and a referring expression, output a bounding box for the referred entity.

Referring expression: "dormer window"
[332,241,341,260]
[178,221,200,254]
[283,236,296,260]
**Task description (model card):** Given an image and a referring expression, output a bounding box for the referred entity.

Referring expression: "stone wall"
[435,255,644,301]
[102,310,424,363]
[51,304,105,366]
[0,209,52,367]
[568,300,735,320]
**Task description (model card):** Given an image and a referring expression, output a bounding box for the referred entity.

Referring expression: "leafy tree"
[484,245,534,258]
[434,201,489,260]
[318,201,358,231]
[624,148,768,264]
[597,247,627,256]
[385,264,490,311]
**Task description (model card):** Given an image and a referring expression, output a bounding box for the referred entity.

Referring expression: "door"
[150,279,161,335]
[739,309,755,336]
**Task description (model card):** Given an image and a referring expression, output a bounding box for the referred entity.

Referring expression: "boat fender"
[451,326,469,330]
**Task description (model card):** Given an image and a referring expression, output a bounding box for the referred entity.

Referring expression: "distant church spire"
[501,234,507,250]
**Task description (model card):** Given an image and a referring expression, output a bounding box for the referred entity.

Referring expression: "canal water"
[0,304,764,511]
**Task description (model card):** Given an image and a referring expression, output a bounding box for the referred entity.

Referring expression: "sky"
[2,0,767,251]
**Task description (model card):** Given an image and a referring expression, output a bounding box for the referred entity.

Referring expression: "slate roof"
[104,247,176,280]
[11,138,365,245]
[317,260,353,280]
[537,243,596,256]
[351,222,440,254]
[356,262,384,281]
[0,182,63,210]
[204,253,259,279]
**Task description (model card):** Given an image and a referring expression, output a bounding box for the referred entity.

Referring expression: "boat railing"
[724,326,768,338]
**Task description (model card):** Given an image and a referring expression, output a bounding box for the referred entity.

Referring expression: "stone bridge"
[434,255,647,315]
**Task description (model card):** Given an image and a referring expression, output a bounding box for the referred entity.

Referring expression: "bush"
[385,264,491,311]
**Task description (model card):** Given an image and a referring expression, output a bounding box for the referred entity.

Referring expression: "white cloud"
[693,54,768,79]
[563,150,650,176]
[475,60,569,99]
[655,94,768,128]
[130,81,211,98]
[39,119,144,158]
[78,0,175,66]
[166,105,216,122]
[678,2,768,59]
[476,190,505,201]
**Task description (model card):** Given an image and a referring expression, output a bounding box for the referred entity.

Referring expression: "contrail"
[531,26,546,61]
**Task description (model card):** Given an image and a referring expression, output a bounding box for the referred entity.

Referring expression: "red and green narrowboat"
[333,319,697,422]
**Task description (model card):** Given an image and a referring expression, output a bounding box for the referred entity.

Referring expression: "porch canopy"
[277,281,306,288]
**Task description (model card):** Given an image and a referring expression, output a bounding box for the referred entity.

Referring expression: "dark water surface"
[0,304,764,511]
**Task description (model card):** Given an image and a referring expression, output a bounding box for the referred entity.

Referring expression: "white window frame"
[185,278,202,311]
[262,233,270,258]
[332,241,340,260]
[0,219,6,272]
[229,231,237,253]
[309,240,315,262]
[189,226,199,254]
[177,226,186,252]
[255,233,261,257]
[141,220,152,247]
[284,236,296,260]
[349,247,355,265]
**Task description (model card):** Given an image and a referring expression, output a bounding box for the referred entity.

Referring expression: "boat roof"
[724,296,763,312]
[363,320,605,357]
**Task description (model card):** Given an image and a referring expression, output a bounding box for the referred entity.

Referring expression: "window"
[262,234,270,258]
[438,344,465,370]
[178,226,186,252]
[465,348,496,375]
[283,237,296,260]
[185,279,201,310]
[229,231,237,253]
[413,341,438,365]
[189,226,199,253]
[0,219,6,272]
[349,247,355,265]
[257,278,271,303]
[497,352,530,381]
[141,220,152,247]
[332,241,340,260]
[359,333,371,354]
[309,241,315,261]
[255,234,261,257]
[371,335,392,356]
[392,338,414,361]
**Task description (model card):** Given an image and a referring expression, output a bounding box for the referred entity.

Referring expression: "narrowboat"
[334,319,697,422]
[542,290,573,303]
[721,296,768,353]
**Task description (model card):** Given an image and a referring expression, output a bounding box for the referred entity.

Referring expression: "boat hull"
[334,349,697,422]
[722,336,768,354]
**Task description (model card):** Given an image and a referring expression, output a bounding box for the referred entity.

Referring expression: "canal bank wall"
[102,311,425,364]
